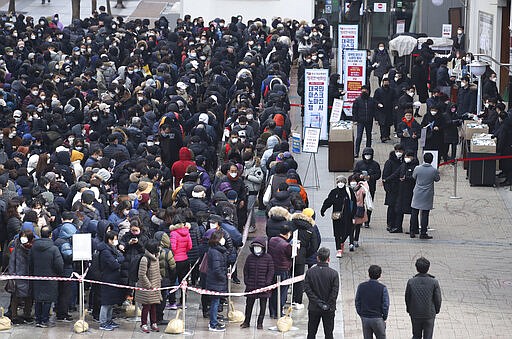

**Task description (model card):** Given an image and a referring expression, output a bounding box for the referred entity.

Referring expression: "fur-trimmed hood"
[291,212,314,226]
[268,206,291,220]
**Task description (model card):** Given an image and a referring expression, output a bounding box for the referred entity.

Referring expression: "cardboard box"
[329,126,353,142]
[470,133,496,153]
[463,121,489,140]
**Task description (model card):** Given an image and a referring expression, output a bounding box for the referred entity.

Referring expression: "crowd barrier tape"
[438,154,512,167]
[0,272,304,297]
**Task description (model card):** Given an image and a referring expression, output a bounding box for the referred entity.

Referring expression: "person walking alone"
[405,257,442,339]
[352,85,376,158]
[355,265,389,339]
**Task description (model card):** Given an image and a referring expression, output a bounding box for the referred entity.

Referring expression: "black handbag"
[355,206,365,218]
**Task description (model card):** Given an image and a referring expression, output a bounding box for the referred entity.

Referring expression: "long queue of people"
[0,10,336,333]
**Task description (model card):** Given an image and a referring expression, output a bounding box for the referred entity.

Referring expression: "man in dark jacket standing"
[30,226,64,328]
[304,247,339,339]
[374,78,395,142]
[355,265,389,339]
[352,85,376,157]
[456,76,477,115]
[405,257,442,339]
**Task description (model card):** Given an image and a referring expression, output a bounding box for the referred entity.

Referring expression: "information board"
[302,127,321,153]
[342,50,367,117]
[337,24,358,76]
[72,233,92,261]
[304,68,329,141]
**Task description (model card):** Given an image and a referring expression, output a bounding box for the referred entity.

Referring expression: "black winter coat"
[288,213,319,265]
[304,262,339,312]
[382,152,402,206]
[30,238,64,302]
[187,222,205,262]
[440,111,460,144]
[374,86,395,126]
[243,238,274,298]
[98,242,125,305]
[266,190,292,216]
[321,186,357,236]
[395,159,419,214]
[352,95,376,123]
[353,153,382,196]
[266,207,290,239]
[397,120,421,153]
[189,197,210,214]
[421,113,444,151]
[9,238,31,298]
[456,86,477,114]
[206,245,228,292]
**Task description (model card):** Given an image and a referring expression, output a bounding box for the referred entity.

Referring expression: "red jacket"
[171,147,195,187]
[170,226,192,262]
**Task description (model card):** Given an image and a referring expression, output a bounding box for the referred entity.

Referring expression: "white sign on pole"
[442,24,452,38]
[304,68,329,141]
[373,2,387,12]
[72,233,92,261]
[396,20,406,34]
[343,50,367,117]
[330,98,344,123]
[291,229,299,258]
[423,150,439,169]
[302,127,321,153]
[337,24,359,76]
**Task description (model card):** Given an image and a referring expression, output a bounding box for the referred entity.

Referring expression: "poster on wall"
[337,24,359,76]
[478,11,493,57]
[304,68,329,141]
[342,50,367,117]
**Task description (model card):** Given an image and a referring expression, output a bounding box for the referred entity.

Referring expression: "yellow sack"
[277,307,293,332]
[227,301,245,323]
[73,319,89,333]
[125,304,141,318]
[0,307,11,331]
[165,309,184,334]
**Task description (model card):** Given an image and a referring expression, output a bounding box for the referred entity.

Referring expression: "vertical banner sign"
[337,25,359,76]
[343,50,367,117]
[304,69,329,141]
[442,24,452,38]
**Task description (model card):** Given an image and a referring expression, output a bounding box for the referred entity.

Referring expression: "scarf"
[402,117,413,128]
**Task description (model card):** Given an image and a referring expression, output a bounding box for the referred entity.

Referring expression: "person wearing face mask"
[206,229,228,332]
[242,151,264,232]
[352,85,376,158]
[421,105,444,157]
[371,42,392,85]
[347,174,369,250]
[439,103,463,162]
[483,72,502,102]
[374,77,395,142]
[496,112,512,185]
[320,175,356,258]
[8,229,35,324]
[232,115,256,143]
[240,237,274,330]
[452,25,466,52]
[120,221,149,284]
[97,231,125,331]
[456,75,477,116]
[397,110,422,157]
[170,146,195,188]
[221,130,242,164]
[382,145,405,232]
[353,147,381,227]
[394,151,419,234]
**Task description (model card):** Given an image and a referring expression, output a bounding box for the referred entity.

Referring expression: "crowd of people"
[0,8,338,334]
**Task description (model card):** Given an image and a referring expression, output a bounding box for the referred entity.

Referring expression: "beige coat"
[135,250,162,305]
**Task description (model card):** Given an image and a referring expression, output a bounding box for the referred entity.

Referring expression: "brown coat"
[135,250,162,305]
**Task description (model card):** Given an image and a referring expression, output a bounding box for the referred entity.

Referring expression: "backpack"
[128,254,149,285]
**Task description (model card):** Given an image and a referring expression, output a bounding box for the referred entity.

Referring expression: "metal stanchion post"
[80,261,84,320]
[276,275,281,318]
[450,160,461,199]
[182,283,187,333]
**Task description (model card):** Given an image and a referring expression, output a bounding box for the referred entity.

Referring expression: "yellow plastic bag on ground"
[0,307,11,331]
[73,319,89,333]
[165,309,184,334]
[277,307,293,332]
[228,301,245,323]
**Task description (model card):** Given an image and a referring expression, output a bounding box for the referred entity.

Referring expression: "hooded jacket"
[354,147,382,194]
[30,237,64,302]
[266,206,291,238]
[171,147,195,187]
[154,231,176,282]
[170,223,193,262]
[243,237,275,297]
[289,213,319,265]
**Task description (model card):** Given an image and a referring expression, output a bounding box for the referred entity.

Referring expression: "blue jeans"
[269,271,290,317]
[355,121,373,155]
[100,304,113,325]
[35,301,51,324]
[209,297,220,327]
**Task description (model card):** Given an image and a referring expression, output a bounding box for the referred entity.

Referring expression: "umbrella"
[389,35,418,57]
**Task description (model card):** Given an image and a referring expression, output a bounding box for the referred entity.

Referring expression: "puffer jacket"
[135,250,162,305]
[154,231,176,279]
[266,190,292,216]
[243,237,275,298]
[243,159,264,193]
[9,237,31,297]
[267,234,292,272]
[289,213,319,265]
[206,244,228,292]
[266,206,291,238]
[170,224,192,262]
[171,147,195,187]
[187,222,206,263]
[405,273,442,319]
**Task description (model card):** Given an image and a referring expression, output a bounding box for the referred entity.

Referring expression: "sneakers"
[354,241,359,248]
[240,322,250,328]
[109,320,120,328]
[140,324,151,333]
[349,244,355,252]
[293,303,304,310]
[420,234,433,239]
[56,314,73,322]
[150,323,159,332]
[336,250,343,258]
[209,323,226,332]
[36,322,49,328]
[99,323,114,331]
[166,303,178,310]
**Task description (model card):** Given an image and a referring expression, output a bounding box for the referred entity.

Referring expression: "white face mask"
[349,182,357,188]
[209,222,217,229]
[91,116,98,122]
[20,236,28,244]
[229,172,238,178]
[405,158,412,163]
[337,182,345,189]
[379,46,385,51]
[123,210,130,216]
[147,141,154,146]
[113,239,119,246]
[32,90,39,96]
[231,138,238,143]
[253,246,263,255]
[395,152,403,158]
[431,111,437,116]
[408,91,414,97]
[219,238,226,246]
[364,155,372,160]
[457,30,463,34]
[246,114,253,120]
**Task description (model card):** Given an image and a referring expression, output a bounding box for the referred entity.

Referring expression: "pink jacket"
[353,184,369,225]
[170,226,192,262]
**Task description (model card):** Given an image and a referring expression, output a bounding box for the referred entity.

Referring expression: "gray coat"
[411,163,440,210]
[8,238,31,298]
[405,273,442,319]
[135,250,162,305]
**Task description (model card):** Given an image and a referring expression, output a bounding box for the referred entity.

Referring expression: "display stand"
[302,127,321,189]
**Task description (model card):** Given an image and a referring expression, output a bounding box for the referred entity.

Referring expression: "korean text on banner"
[304,68,329,141]
[72,233,92,261]
[343,50,367,117]
[337,24,358,76]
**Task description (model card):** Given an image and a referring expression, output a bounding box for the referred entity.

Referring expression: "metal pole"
[227,265,232,319]
[450,160,461,199]
[181,284,187,333]
[476,74,483,115]
[289,256,296,310]
[276,275,281,318]
[80,261,84,320]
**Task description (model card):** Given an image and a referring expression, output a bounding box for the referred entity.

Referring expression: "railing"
[473,53,512,73]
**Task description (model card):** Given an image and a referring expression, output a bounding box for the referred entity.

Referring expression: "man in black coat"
[373,78,395,142]
[405,257,442,339]
[353,147,381,227]
[382,145,404,232]
[159,122,183,170]
[30,227,64,327]
[456,76,477,115]
[304,247,339,339]
[352,85,376,157]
